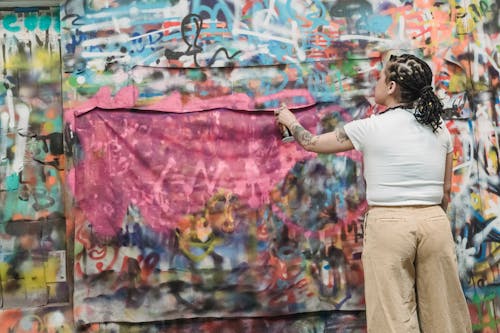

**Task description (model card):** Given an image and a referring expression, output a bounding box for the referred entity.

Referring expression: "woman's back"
[344,108,453,206]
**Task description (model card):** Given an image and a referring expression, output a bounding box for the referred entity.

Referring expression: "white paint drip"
[12,103,31,174]
[233,0,243,36]
[263,0,277,26]
[291,20,305,61]
[6,88,15,129]
[455,235,476,281]
[112,16,121,33]
[399,14,405,41]
[473,44,479,83]
[0,112,9,164]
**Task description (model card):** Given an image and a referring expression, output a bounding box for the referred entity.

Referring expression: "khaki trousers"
[362,205,472,333]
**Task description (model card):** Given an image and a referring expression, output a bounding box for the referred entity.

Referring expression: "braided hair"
[385,54,444,132]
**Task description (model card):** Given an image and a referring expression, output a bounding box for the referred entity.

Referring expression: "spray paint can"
[275,103,295,142]
[279,124,295,142]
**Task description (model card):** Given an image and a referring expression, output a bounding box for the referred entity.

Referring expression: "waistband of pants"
[369,204,439,209]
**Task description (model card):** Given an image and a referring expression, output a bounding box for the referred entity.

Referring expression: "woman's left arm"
[441,152,453,211]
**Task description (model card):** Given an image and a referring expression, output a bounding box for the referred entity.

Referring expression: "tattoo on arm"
[335,127,349,143]
[290,123,319,146]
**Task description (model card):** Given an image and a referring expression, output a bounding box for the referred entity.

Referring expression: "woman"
[275,53,472,332]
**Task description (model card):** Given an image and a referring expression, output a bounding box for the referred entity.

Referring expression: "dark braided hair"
[385,54,444,132]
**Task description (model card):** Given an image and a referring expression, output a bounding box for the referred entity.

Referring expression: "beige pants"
[362,205,472,333]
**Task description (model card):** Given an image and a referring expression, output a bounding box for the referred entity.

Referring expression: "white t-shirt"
[344,108,453,206]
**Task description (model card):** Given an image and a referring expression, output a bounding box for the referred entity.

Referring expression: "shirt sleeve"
[343,116,373,152]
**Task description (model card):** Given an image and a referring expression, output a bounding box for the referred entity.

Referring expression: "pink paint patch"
[145,91,256,112]
[71,86,139,116]
[66,83,317,117]
[75,107,316,236]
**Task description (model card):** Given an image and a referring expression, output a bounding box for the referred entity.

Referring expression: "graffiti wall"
[61,0,500,330]
[62,0,372,324]
[0,4,69,318]
[1,0,499,331]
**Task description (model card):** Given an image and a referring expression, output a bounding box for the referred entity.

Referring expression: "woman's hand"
[273,103,354,154]
[274,104,298,129]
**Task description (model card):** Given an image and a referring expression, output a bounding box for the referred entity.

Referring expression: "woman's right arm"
[288,122,354,154]
[276,105,354,154]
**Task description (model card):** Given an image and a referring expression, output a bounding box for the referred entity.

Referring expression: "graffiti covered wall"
[0,6,73,332]
[0,3,69,313]
[0,0,499,331]
[62,0,500,330]
[63,0,372,323]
